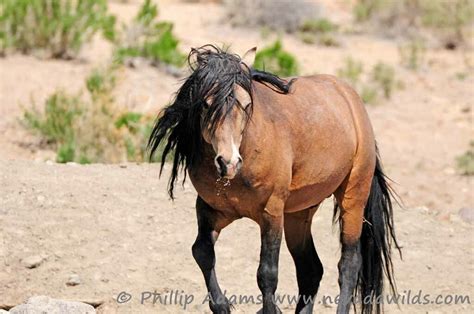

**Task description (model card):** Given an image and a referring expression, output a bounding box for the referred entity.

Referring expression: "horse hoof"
[256,306,282,314]
[210,300,232,314]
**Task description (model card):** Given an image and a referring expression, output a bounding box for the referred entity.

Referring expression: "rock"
[9,296,95,314]
[0,310,10,314]
[22,255,44,269]
[458,207,474,224]
[66,274,81,286]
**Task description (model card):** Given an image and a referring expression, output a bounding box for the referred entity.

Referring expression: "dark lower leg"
[257,212,283,314]
[336,242,361,314]
[192,197,232,314]
[292,237,323,313]
[285,209,323,314]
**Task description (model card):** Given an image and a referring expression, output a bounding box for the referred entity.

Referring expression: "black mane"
[148,45,294,198]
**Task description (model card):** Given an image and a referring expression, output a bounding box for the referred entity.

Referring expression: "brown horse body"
[149,46,399,314]
[191,75,374,241]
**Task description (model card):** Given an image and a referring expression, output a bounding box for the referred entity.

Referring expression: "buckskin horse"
[148,45,401,314]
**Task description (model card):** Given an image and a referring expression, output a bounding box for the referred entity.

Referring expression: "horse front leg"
[257,195,285,314]
[192,196,235,313]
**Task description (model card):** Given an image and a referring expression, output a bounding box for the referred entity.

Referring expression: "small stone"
[37,195,45,203]
[458,207,474,224]
[22,255,44,269]
[119,164,127,168]
[66,274,81,286]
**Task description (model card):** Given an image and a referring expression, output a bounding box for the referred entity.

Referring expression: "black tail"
[358,155,402,313]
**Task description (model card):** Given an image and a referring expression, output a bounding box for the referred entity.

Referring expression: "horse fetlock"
[209,296,232,314]
[256,302,282,314]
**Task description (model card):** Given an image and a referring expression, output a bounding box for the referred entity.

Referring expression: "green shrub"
[22,65,154,163]
[360,85,378,105]
[254,40,299,77]
[353,0,474,46]
[298,18,340,47]
[371,62,396,99]
[298,32,316,45]
[455,72,468,80]
[399,39,426,70]
[299,18,337,34]
[114,0,185,67]
[337,57,364,86]
[23,91,81,146]
[337,58,400,105]
[317,33,340,47]
[420,0,474,43]
[0,0,116,58]
[456,141,474,175]
[353,0,386,22]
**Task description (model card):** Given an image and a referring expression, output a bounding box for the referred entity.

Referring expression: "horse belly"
[284,133,355,213]
[284,165,350,213]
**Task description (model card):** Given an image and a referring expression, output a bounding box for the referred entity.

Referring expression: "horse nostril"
[216,156,227,170]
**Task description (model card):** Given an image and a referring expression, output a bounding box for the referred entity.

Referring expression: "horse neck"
[239,85,272,156]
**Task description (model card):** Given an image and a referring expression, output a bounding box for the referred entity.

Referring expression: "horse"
[148,45,401,314]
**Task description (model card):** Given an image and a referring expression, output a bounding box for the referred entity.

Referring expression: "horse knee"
[192,238,214,270]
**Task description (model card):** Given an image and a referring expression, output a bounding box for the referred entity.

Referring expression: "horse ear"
[241,47,256,68]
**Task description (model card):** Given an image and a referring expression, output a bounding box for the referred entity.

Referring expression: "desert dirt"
[0,0,473,313]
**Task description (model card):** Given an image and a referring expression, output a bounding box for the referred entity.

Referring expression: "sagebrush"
[399,38,427,70]
[114,0,185,67]
[337,58,399,105]
[456,141,474,176]
[353,0,474,47]
[298,18,340,46]
[22,64,155,164]
[0,0,115,58]
[254,40,298,77]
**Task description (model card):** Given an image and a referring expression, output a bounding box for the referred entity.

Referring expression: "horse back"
[250,74,376,212]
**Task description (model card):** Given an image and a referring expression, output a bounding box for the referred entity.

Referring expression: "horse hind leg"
[334,154,400,314]
[284,205,323,314]
[333,168,372,314]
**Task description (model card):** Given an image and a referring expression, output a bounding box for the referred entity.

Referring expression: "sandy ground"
[0,161,473,313]
[0,0,473,313]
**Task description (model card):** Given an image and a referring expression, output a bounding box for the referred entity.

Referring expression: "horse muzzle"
[215,155,243,179]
